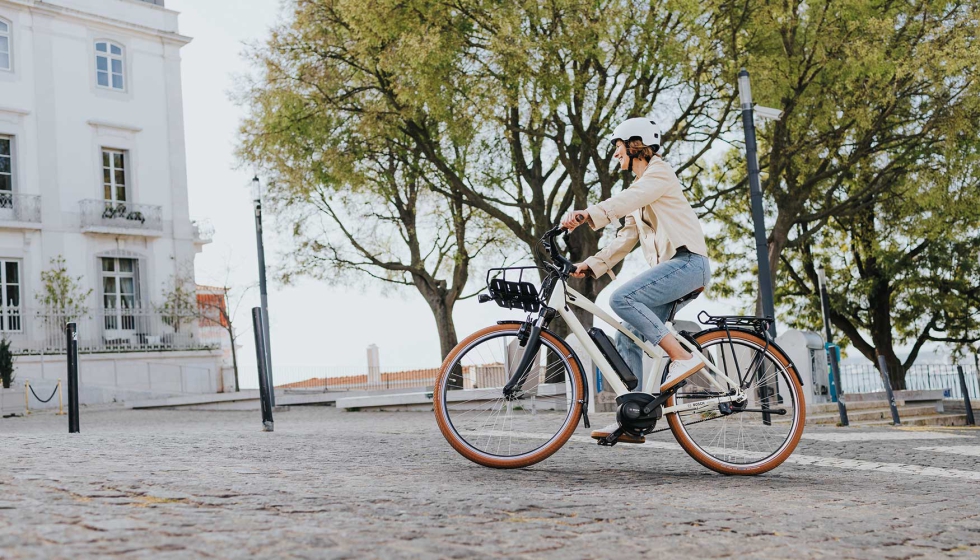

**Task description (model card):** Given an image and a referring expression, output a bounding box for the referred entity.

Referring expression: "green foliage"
[237,0,744,331]
[239,0,980,376]
[36,256,93,326]
[0,337,14,389]
[156,269,198,334]
[702,0,980,378]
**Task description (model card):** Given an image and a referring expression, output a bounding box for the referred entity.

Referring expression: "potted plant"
[0,337,15,389]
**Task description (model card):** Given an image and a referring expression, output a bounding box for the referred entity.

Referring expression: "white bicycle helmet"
[610,117,661,171]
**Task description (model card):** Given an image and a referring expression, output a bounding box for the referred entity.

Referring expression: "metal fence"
[79,199,163,232]
[5,306,224,354]
[0,192,41,223]
[840,364,980,400]
[259,365,441,392]
[192,219,214,243]
[245,362,521,393]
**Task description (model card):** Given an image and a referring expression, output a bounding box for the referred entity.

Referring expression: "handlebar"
[541,225,576,275]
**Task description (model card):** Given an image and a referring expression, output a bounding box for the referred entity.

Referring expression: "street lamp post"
[737,69,779,338]
[252,175,275,406]
[817,267,848,426]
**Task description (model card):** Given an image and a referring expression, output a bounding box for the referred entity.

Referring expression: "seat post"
[666,301,680,322]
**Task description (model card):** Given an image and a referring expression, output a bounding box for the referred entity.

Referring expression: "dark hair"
[626,138,655,162]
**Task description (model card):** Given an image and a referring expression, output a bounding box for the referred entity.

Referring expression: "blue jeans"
[609,251,711,389]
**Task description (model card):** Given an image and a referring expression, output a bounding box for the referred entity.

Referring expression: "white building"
[0,0,228,405]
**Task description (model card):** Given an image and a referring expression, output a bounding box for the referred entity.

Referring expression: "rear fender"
[692,328,805,387]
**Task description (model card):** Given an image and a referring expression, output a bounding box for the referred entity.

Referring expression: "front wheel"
[433,324,584,468]
[664,329,806,475]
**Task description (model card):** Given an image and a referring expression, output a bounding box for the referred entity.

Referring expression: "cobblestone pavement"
[1,406,979,559]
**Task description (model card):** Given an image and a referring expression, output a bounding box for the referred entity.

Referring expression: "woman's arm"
[583,215,639,279]
[585,163,672,229]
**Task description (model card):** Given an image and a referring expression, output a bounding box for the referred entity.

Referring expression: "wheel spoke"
[436,328,580,463]
[665,332,804,472]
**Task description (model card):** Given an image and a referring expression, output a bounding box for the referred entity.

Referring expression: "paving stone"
[0,408,978,558]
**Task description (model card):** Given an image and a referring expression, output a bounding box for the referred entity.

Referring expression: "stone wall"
[0,349,224,414]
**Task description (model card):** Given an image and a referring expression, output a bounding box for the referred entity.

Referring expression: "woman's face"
[613,140,628,170]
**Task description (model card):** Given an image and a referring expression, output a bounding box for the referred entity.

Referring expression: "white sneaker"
[661,356,705,391]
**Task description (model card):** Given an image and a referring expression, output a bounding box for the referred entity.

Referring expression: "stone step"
[846,414,970,428]
[809,400,895,414]
[805,404,940,425]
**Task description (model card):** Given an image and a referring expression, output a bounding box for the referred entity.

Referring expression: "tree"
[156,268,198,336]
[704,0,980,385]
[36,256,93,347]
[237,4,508,361]
[0,337,14,389]
[198,285,248,392]
[783,145,980,388]
[413,0,745,336]
[238,0,747,380]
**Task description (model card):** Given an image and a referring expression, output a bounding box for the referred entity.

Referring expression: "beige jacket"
[584,157,708,279]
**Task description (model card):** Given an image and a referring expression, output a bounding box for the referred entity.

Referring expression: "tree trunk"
[421,291,462,388]
[227,326,240,392]
[877,350,906,392]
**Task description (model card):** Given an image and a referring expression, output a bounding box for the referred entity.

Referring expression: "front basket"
[484,267,544,313]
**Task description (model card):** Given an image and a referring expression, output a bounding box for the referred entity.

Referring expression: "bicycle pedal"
[592,428,646,446]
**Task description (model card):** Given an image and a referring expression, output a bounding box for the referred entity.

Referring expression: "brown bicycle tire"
[666,329,806,476]
[433,324,584,469]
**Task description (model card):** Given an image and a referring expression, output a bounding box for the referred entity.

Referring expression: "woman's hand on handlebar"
[569,262,591,279]
[561,210,589,231]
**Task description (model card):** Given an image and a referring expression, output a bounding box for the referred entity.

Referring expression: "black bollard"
[876,355,901,426]
[956,366,975,426]
[827,344,849,426]
[66,322,79,433]
[252,307,274,432]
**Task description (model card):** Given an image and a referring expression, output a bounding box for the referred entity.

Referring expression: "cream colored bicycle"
[433,225,806,475]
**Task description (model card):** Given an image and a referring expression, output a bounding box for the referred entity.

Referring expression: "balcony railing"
[80,199,163,234]
[192,219,214,243]
[3,306,224,354]
[0,192,41,224]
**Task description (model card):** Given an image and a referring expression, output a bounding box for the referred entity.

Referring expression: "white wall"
[0,0,207,336]
[0,348,224,413]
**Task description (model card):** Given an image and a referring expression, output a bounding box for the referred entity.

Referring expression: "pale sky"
[169,0,889,388]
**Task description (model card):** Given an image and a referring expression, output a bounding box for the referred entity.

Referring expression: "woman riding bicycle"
[561,117,711,443]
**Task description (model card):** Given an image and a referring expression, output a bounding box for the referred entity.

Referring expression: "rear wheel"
[664,329,806,475]
[433,324,583,469]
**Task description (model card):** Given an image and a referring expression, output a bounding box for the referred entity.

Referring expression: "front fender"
[497,320,590,428]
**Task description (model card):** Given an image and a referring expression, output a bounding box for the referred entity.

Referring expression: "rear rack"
[697,311,773,333]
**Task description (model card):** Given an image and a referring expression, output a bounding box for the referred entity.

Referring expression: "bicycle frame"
[547,280,745,415]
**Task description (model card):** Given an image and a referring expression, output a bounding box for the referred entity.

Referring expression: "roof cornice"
[0,0,192,46]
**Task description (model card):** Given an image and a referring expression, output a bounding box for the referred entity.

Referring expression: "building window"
[0,260,21,331]
[102,149,127,202]
[95,41,124,90]
[101,258,139,332]
[0,136,10,192]
[0,19,10,71]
